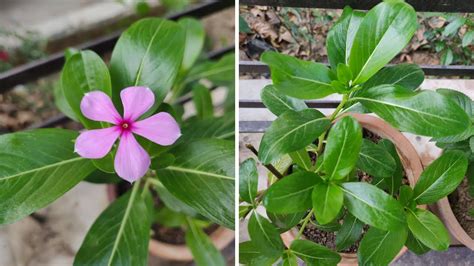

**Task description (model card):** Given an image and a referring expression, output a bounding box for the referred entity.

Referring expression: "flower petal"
[75,127,120,159]
[121,86,155,121]
[80,91,121,124]
[132,112,181,146]
[114,132,150,182]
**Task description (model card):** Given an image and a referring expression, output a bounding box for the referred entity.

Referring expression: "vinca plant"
[239,1,471,265]
[0,17,234,265]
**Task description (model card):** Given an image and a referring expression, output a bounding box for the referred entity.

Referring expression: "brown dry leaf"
[266,9,280,25]
[278,28,294,43]
[253,21,278,41]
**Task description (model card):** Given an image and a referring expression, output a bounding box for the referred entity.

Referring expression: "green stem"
[297,209,314,239]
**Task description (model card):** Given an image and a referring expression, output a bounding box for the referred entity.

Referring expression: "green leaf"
[151,179,197,216]
[349,1,417,84]
[240,205,252,219]
[335,213,364,251]
[289,149,312,171]
[261,84,307,116]
[358,226,408,266]
[436,89,473,118]
[61,50,111,129]
[263,171,321,213]
[53,81,77,121]
[341,182,406,231]
[192,84,214,119]
[110,18,185,109]
[462,30,474,47]
[0,129,95,225]
[357,139,396,178]
[353,85,470,137]
[336,63,353,85]
[282,251,298,266]
[267,211,306,233]
[239,15,252,33]
[413,150,468,204]
[326,6,365,69]
[178,17,205,71]
[180,114,234,141]
[442,17,466,37]
[312,182,344,224]
[324,116,362,180]
[378,139,403,195]
[407,208,450,251]
[155,206,186,227]
[248,212,284,258]
[84,170,121,184]
[290,239,341,266]
[74,185,153,265]
[405,231,430,255]
[362,64,424,90]
[239,158,258,204]
[185,218,225,266]
[258,109,330,164]
[261,51,335,99]
[239,241,261,264]
[399,185,414,206]
[186,53,234,86]
[156,139,234,229]
[441,48,454,66]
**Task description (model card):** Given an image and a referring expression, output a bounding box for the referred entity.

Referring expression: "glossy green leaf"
[186,53,234,86]
[326,6,364,69]
[441,48,454,66]
[442,17,465,37]
[336,63,352,85]
[156,139,234,229]
[462,30,474,47]
[436,88,473,117]
[378,139,403,195]
[289,149,312,171]
[178,17,205,71]
[341,182,406,230]
[399,185,414,206]
[353,85,470,137]
[259,109,330,164]
[267,211,306,233]
[248,212,284,258]
[180,114,234,141]
[261,84,307,116]
[84,170,121,184]
[239,241,262,264]
[155,207,186,227]
[151,178,197,216]
[239,158,258,204]
[407,208,450,251]
[358,226,407,266]
[240,205,252,219]
[0,129,95,225]
[312,182,344,224]
[261,51,335,99]
[192,84,214,119]
[362,64,424,90]
[61,50,111,129]
[74,186,153,265]
[110,18,185,108]
[282,251,298,266]
[335,213,364,251]
[263,171,322,213]
[349,1,417,84]
[413,150,468,204]
[290,239,341,266]
[185,218,225,266]
[54,81,77,121]
[358,139,396,179]
[405,231,430,255]
[324,116,362,180]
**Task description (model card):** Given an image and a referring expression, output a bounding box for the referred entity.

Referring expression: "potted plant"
[0,16,234,266]
[430,89,474,250]
[239,1,469,265]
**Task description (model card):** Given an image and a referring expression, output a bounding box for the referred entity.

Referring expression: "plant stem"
[245,143,284,179]
[297,209,314,239]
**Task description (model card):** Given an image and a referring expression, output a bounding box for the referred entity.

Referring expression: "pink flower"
[0,51,9,62]
[75,86,181,182]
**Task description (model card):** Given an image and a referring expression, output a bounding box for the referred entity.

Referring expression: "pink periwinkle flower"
[74,86,181,182]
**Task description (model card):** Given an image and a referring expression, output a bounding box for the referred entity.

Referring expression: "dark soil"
[114,182,219,245]
[449,178,474,238]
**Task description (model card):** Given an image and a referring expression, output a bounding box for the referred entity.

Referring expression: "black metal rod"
[0,0,233,91]
[239,0,474,12]
[239,60,474,77]
[239,99,339,108]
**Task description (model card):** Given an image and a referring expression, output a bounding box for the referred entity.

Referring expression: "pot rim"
[279,113,425,265]
[106,184,235,261]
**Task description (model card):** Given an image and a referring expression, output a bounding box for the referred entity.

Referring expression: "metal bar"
[239,60,474,77]
[0,0,233,91]
[21,45,234,131]
[239,99,339,108]
[239,0,474,12]
[239,121,271,133]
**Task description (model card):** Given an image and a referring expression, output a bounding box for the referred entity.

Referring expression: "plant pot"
[280,113,425,265]
[106,185,234,261]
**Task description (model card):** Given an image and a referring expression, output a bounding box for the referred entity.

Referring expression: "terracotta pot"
[106,185,234,261]
[280,113,425,265]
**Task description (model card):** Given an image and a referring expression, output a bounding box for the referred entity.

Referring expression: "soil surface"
[449,178,474,238]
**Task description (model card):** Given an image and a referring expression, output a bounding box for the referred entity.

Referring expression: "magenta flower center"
[118,120,133,133]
